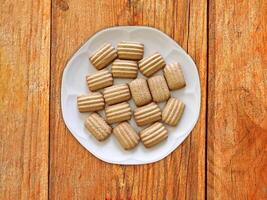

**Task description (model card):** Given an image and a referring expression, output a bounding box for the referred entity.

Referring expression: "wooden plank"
[208,0,267,199]
[50,0,207,199]
[0,0,50,199]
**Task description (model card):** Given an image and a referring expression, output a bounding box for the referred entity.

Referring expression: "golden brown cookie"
[111,59,138,79]
[138,52,165,77]
[113,122,140,150]
[134,102,161,126]
[105,102,132,124]
[103,84,131,105]
[148,75,170,103]
[163,63,186,90]
[77,92,104,112]
[85,113,112,141]
[162,97,185,126]
[117,41,144,60]
[89,43,117,70]
[86,70,113,91]
[140,122,168,148]
[128,78,152,106]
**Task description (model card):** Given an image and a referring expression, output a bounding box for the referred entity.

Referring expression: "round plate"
[61,26,201,165]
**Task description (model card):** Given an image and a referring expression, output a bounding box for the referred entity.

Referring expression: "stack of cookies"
[77,41,186,150]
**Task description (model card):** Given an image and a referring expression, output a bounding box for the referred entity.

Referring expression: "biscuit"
[140,122,168,148]
[86,70,113,91]
[164,63,186,90]
[134,102,161,126]
[105,102,132,124]
[113,122,140,150]
[128,78,152,106]
[111,59,138,78]
[138,52,165,77]
[85,113,112,141]
[89,43,117,70]
[77,92,104,112]
[103,84,131,105]
[148,75,170,103]
[117,41,144,60]
[162,97,185,126]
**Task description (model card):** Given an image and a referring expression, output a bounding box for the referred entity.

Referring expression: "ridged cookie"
[138,52,165,77]
[129,78,152,106]
[86,70,113,91]
[148,75,170,103]
[85,113,112,141]
[164,63,186,90]
[134,102,161,126]
[162,97,185,126]
[113,122,140,150]
[105,102,132,124]
[77,92,104,112]
[111,59,138,78]
[117,41,144,60]
[103,84,131,105]
[89,43,117,70]
[140,122,168,148]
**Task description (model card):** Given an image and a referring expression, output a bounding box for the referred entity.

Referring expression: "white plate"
[61,26,201,165]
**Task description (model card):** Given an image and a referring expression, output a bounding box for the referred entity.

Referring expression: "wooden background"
[0,0,266,199]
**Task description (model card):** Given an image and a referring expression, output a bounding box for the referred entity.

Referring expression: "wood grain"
[50,0,207,199]
[0,0,50,199]
[208,0,267,199]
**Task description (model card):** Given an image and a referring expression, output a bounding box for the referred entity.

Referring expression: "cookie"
[148,75,170,103]
[89,43,117,70]
[138,52,165,77]
[162,97,185,126]
[85,113,112,141]
[103,84,131,105]
[105,102,132,124]
[134,102,161,126]
[111,59,138,79]
[113,122,140,150]
[117,41,144,60]
[140,122,168,148]
[164,63,186,90]
[77,92,104,112]
[128,78,152,106]
[86,70,113,91]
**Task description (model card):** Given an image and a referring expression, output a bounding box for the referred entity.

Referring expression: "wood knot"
[128,0,139,7]
[56,0,69,11]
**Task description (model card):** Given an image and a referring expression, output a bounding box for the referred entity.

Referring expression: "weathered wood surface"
[0,0,50,199]
[208,0,267,199]
[50,0,207,199]
[1,0,266,199]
